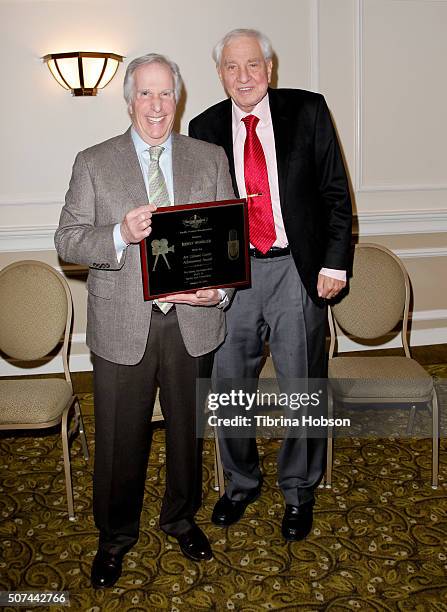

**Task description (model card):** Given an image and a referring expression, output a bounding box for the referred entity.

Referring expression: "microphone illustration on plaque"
[227,229,239,260]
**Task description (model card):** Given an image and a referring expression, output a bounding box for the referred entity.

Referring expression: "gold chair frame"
[0,260,89,520]
[326,243,439,489]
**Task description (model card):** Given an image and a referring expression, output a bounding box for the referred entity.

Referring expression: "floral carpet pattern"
[0,368,446,611]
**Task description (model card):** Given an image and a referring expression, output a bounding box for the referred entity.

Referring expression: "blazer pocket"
[190,180,216,201]
[87,274,115,299]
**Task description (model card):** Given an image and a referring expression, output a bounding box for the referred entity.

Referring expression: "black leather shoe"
[91,549,124,589]
[281,502,314,542]
[176,525,212,561]
[212,490,261,527]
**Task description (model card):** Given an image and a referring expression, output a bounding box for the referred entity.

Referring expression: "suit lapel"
[214,101,238,197]
[172,133,196,204]
[218,101,235,177]
[112,128,148,206]
[268,89,291,209]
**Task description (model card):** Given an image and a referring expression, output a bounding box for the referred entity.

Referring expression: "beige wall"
[1,0,446,373]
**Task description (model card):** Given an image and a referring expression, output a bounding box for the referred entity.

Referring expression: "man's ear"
[217,64,224,85]
[266,59,273,84]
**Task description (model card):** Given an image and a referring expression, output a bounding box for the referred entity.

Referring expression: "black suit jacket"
[189,88,352,304]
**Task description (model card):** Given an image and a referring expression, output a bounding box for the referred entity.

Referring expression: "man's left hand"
[317,274,346,300]
[158,289,221,306]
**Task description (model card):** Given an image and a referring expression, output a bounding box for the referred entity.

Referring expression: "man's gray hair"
[212,29,273,66]
[123,53,183,104]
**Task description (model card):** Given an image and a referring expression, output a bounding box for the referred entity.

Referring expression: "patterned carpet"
[0,365,446,611]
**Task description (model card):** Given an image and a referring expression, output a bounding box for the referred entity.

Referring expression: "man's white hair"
[123,53,183,105]
[212,28,273,65]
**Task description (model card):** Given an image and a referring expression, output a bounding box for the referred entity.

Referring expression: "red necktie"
[242,114,277,253]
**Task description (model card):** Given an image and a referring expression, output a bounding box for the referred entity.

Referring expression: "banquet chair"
[326,243,439,489]
[0,260,89,520]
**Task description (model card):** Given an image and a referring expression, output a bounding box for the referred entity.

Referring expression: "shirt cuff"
[217,288,229,308]
[320,268,346,282]
[113,223,128,263]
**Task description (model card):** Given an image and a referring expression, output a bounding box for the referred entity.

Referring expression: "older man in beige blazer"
[55,53,234,589]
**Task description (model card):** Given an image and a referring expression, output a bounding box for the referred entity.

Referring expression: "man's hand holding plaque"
[159,288,221,307]
[120,203,157,244]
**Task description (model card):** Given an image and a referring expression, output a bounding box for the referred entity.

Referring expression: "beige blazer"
[55,129,235,365]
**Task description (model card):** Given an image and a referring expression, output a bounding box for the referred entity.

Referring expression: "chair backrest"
[0,261,73,379]
[329,243,410,354]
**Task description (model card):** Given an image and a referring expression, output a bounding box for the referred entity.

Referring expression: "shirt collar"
[231,92,271,128]
[131,126,172,156]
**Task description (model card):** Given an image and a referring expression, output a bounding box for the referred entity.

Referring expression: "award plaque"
[140,198,250,300]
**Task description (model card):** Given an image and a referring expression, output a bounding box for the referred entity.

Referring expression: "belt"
[249,246,291,259]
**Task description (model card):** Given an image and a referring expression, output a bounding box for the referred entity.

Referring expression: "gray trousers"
[213,255,327,507]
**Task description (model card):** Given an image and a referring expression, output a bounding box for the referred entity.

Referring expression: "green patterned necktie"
[149,146,171,207]
[149,146,173,314]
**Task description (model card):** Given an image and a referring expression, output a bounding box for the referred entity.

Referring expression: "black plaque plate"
[140,198,250,300]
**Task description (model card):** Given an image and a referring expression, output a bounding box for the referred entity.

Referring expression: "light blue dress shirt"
[113,128,174,255]
[112,129,226,303]
[131,127,174,203]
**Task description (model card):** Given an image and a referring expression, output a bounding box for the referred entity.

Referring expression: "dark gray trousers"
[213,255,327,507]
[92,308,213,555]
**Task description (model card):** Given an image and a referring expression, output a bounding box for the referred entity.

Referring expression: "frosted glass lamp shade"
[42,52,124,96]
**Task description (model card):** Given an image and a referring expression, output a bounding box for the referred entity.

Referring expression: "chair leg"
[61,404,75,521]
[431,389,439,489]
[214,433,225,497]
[406,404,417,435]
[326,435,333,489]
[74,398,89,460]
[213,450,219,492]
[325,391,334,488]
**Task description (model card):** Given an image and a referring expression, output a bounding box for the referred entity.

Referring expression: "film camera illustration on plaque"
[151,238,175,270]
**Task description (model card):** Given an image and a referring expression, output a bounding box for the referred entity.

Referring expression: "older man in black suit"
[189,29,352,541]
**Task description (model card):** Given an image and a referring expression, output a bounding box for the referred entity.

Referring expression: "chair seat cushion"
[0,379,73,425]
[329,356,433,399]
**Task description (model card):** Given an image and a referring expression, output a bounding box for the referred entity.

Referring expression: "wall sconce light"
[42,52,124,96]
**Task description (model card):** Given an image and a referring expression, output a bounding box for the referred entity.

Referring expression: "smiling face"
[218,35,272,113]
[129,61,176,145]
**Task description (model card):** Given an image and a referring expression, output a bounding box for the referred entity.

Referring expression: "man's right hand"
[120,204,157,244]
